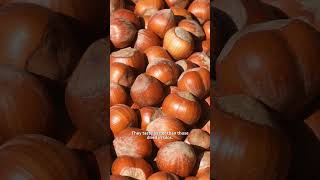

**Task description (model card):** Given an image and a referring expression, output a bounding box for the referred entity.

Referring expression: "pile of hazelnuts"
[110,0,211,179]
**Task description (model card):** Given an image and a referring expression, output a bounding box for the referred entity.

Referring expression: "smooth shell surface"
[0,3,82,80]
[213,95,291,180]
[0,65,55,144]
[216,19,320,119]
[66,39,108,146]
[0,134,88,180]
[3,0,107,35]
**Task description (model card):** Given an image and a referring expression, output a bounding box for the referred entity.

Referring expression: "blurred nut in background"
[213,95,291,179]
[66,39,108,147]
[0,65,55,144]
[0,135,88,179]
[2,0,107,36]
[262,0,320,30]
[214,0,287,30]
[0,3,82,80]
[216,19,320,120]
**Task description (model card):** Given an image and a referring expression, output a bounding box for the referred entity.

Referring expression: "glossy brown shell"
[262,0,320,31]
[0,134,88,180]
[0,65,55,144]
[213,95,291,180]
[3,0,107,35]
[0,3,82,80]
[65,39,109,146]
[215,0,287,30]
[216,19,320,120]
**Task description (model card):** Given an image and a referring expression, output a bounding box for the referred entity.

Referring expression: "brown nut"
[130,73,165,107]
[203,20,210,39]
[110,17,137,48]
[171,6,192,20]
[147,171,179,180]
[162,91,202,125]
[146,116,186,148]
[0,65,55,144]
[148,9,176,38]
[178,67,210,99]
[110,62,136,88]
[110,83,129,106]
[185,129,210,150]
[196,151,210,177]
[176,59,198,72]
[113,128,152,158]
[65,39,109,146]
[110,47,146,73]
[146,59,181,85]
[187,52,210,70]
[155,141,196,177]
[111,175,135,180]
[0,3,82,80]
[134,29,161,53]
[0,135,88,179]
[178,19,205,39]
[145,46,173,63]
[110,104,138,136]
[135,0,164,17]
[163,27,194,60]
[112,156,153,179]
[140,107,164,131]
[188,0,210,24]
[112,9,141,28]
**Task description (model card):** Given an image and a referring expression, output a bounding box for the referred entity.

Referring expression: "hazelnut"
[162,91,202,125]
[156,141,196,177]
[146,116,186,148]
[113,128,152,158]
[130,73,165,107]
[112,156,153,180]
[185,129,210,150]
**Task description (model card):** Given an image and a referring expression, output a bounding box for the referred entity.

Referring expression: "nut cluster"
[109,0,211,179]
